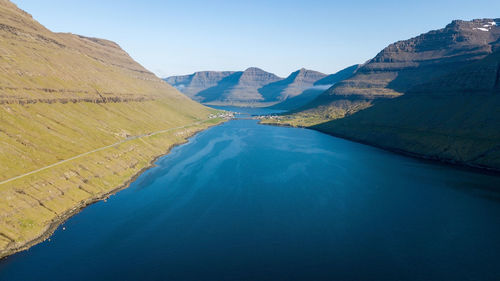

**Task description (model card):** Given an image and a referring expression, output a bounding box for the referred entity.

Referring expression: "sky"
[11,0,500,78]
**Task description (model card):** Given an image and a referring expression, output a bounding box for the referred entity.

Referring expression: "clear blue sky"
[11,0,500,78]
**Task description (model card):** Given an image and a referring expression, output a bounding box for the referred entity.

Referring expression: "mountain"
[258,68,327,101]
[313,47,500,170]
[301,19,500,118]
[164,71,236,100]
[196,67,282,105]
[0,0,223,258]
[267,18,500,170]
[270,66,358,111]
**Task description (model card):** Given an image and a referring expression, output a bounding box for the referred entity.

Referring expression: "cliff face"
[0,0,221,258]
[164,71,236,100]
[301,19,500,117]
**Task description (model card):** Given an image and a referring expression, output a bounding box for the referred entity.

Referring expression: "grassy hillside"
[0,0,225,258]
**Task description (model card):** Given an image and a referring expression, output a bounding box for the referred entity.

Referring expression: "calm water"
[1,108,500,281]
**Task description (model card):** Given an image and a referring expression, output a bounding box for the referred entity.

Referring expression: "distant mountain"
[258,68,327,101]
[196,67,282,105]
[164,71,236,100]
[301,19,500,117]
[271,66,358,110]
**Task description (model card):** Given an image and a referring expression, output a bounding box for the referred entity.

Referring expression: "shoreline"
[0,120,225,260]
[258,121,500,175]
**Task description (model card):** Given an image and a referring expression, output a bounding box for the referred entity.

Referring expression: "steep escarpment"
[164,71,236,100]
[300,19,500,118]
[0,0,223,258]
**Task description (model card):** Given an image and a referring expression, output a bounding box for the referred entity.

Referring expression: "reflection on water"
[1,114,499,281]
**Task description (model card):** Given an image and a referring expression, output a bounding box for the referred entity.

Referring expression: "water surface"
[1,108,500,281]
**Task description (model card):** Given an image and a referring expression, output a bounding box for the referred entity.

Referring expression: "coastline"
[258,121,500,175]
[0,119,226,260]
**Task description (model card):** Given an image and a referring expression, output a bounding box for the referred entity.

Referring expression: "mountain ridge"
[297,18,500,117]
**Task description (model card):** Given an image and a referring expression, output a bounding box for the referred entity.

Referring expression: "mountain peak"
[291,68,326,83]
[243,67,265,73]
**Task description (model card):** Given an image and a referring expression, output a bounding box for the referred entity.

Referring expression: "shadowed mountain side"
[258,68,326,102]
[298,19,500,117]
[270,65,361,112]
[314,64,359,86]
[269,88,326,111]
[311,49,500,170]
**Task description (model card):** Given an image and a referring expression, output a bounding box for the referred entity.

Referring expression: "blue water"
[1,108,500,281]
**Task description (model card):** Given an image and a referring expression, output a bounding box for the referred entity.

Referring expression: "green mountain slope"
[0,0,224,258]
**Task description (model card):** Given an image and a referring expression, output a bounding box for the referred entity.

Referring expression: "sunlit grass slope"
[0,0,223,257]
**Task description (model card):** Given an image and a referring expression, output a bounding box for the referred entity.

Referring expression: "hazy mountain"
[0,0,219,258]
[271,65,358,110]
[164,71,236,100]
[258,68,327,102]
[196,67,282,105]
[314,64,359,86]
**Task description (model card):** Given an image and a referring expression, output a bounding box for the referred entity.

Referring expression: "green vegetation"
[0,99,224,258]
[0,0,226,258]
